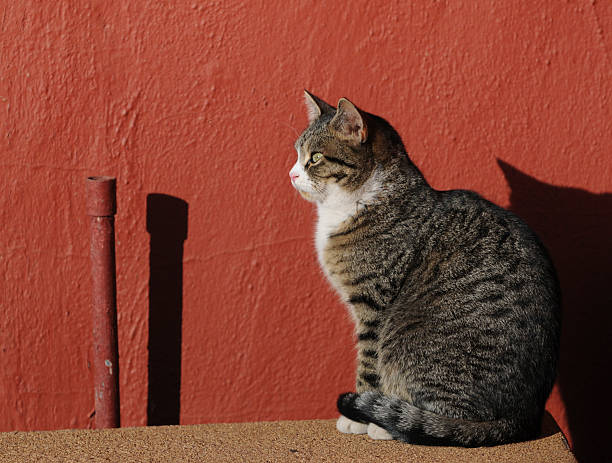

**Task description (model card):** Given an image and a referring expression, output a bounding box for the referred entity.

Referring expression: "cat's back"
[401,186,561,316]
[381,187,560,418]
[433,188,556,276]
[389,186,562,369]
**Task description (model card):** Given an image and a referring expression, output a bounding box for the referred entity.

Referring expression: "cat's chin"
[297,190,317,202]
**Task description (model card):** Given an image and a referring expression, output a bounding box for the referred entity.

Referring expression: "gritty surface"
[0,419,575,463]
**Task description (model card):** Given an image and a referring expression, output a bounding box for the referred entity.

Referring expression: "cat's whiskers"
[274,118,300,137]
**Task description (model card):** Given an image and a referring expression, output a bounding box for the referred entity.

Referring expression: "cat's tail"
[337,392,533,447]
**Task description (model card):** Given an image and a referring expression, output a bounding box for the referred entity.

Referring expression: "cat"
[289,91,561,447]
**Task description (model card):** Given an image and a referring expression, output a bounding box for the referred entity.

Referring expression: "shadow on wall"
[498,161,612,463]
[146,194,189,426]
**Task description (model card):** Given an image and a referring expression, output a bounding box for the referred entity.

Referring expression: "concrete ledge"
[0,418,575,462]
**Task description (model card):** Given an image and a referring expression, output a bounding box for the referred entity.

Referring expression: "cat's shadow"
[499,160,612,463]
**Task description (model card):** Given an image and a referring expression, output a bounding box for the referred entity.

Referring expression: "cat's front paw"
[367,422,393,440]
[336,415,368,434]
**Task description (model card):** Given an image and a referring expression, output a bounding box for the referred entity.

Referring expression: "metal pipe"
[86,176,120,428]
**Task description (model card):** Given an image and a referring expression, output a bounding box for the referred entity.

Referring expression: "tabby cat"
[289,91,561,447]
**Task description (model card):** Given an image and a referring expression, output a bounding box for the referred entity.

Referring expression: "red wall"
[1,1,611,461]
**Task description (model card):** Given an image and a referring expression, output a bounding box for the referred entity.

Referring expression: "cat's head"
[290,91,377,203]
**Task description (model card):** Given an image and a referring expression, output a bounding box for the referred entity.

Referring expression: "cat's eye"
[311,152,323,164]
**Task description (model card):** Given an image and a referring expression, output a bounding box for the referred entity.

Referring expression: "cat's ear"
[304,90,334,124]
[329,98,368,144]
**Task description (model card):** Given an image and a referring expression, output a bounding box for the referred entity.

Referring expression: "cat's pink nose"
[290,172,299,182]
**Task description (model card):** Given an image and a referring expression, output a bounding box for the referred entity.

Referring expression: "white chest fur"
[315,189,359,268]
[315,200,356,304]
[314,169,385,284]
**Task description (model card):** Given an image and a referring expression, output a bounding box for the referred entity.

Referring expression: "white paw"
[336,415,368,434]
[367,422,393,440]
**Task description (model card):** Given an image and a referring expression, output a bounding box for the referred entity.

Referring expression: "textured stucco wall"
[1,1,611,461]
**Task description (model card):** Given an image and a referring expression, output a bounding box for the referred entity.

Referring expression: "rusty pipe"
[86,176,120,428]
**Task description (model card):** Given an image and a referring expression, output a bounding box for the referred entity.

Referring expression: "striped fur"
[291,93,561,447]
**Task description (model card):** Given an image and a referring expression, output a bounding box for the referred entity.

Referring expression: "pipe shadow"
[498,160,612,463]
[146,194,188,426]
